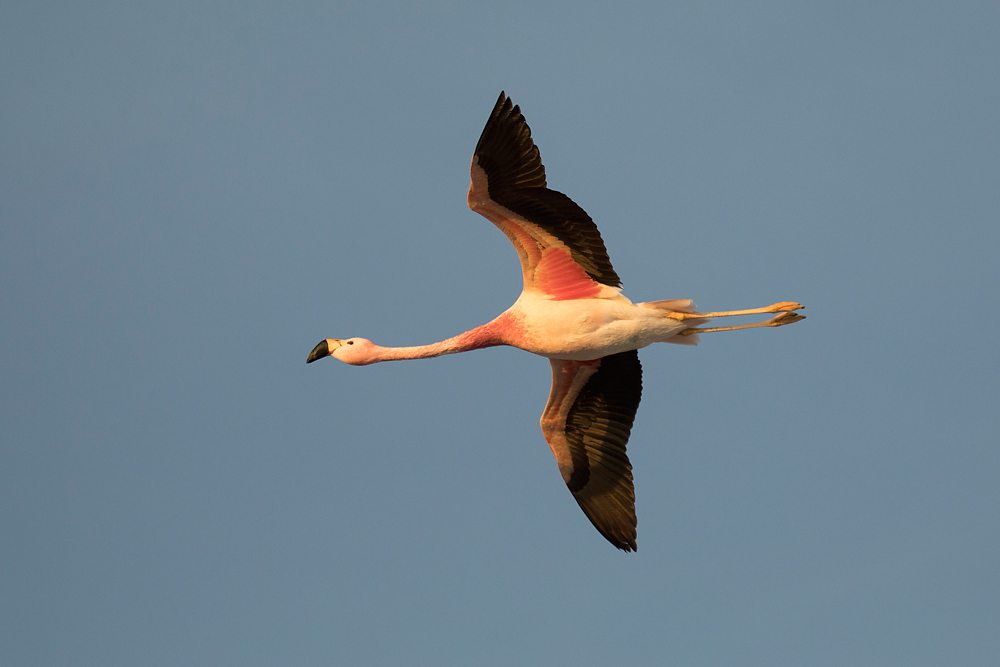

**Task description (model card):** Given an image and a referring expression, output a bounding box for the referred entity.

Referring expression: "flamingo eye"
[347,341,354,345]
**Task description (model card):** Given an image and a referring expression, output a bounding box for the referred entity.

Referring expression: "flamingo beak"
[307,339,342,363]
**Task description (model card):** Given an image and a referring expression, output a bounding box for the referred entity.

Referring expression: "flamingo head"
[306,338,377,366]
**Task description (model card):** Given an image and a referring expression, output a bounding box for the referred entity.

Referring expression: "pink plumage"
[307,92,805,551]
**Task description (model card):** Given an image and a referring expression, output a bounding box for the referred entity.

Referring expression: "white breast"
[507,291,688,360]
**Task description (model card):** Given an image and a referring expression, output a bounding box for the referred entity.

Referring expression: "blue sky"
[2,2,998,665]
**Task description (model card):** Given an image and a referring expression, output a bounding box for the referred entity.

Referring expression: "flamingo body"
[501,291,692,360]
[308,92,804,551]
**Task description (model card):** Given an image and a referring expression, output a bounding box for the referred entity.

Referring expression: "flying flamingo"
[308,92,804,551]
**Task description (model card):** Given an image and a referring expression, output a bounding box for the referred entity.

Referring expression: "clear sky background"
[3,2,998,665]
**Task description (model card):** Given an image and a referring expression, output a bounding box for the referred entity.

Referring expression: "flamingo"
[308,92,804,551]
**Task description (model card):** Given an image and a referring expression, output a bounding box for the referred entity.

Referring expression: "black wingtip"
[595,519,638,553]
[306,340,330,364]
[602,524,638,552]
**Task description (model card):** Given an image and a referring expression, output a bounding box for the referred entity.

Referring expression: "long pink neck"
[366,311,523,363]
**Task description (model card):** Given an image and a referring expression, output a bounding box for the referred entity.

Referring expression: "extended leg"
[678,311,805,337]
[666,301,803,321]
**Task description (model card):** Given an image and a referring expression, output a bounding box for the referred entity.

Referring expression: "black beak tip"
[307,340,330,364]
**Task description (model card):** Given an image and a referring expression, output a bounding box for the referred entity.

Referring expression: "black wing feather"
[473,92,622,287]
[563,350,642,551]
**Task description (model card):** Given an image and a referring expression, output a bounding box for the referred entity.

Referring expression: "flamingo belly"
[504,291,689,360]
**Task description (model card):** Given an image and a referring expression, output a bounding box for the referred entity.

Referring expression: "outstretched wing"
[468,91,622,298]
[540,351,643,551]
